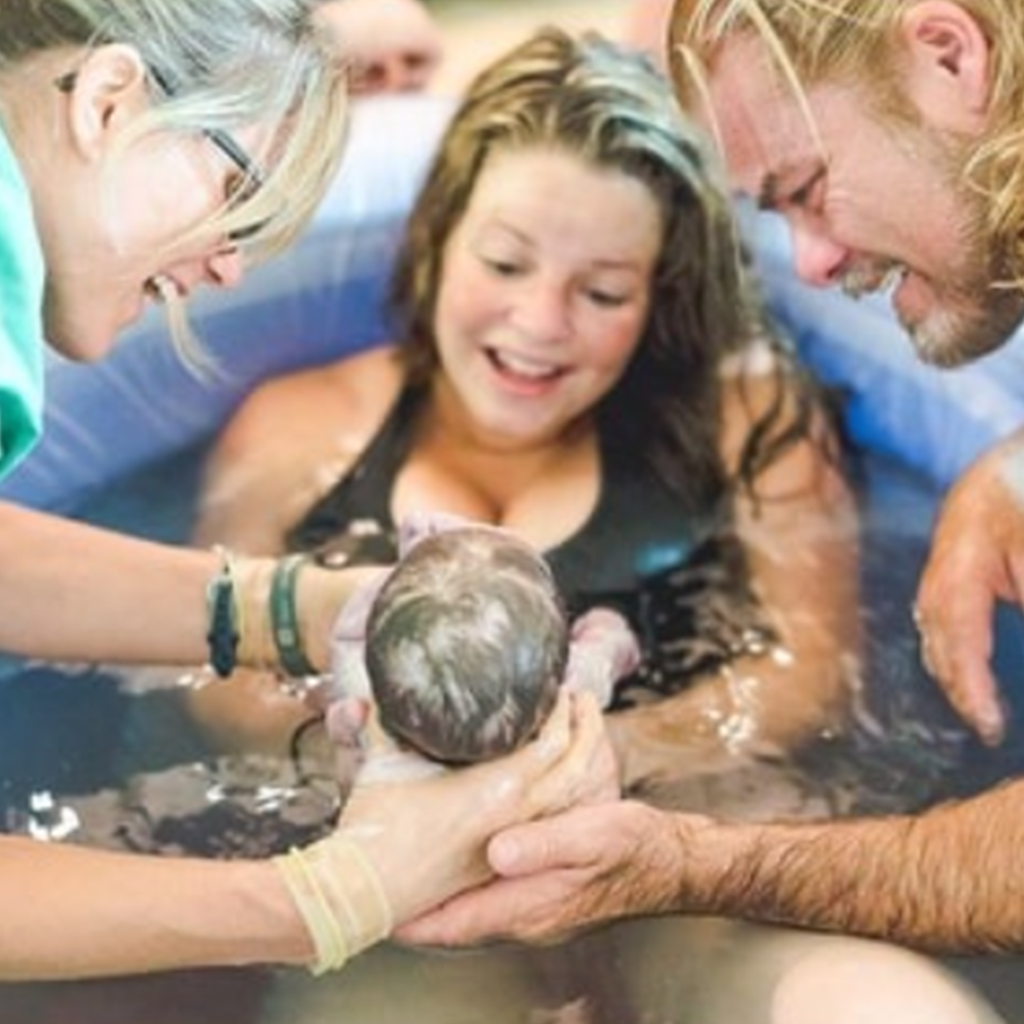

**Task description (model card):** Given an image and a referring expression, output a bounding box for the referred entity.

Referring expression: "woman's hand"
[336,689,618,926]
[278,689,618,973]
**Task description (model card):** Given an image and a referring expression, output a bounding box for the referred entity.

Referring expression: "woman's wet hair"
[391,26,810,519]
[364,527,568,764]
[0,0,349,361]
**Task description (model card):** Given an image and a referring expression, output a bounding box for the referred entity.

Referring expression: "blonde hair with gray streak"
[668,0,1024,289]
[0,0,349,360]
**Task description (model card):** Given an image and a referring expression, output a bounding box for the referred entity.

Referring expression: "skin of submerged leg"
[599,917,1006,1024]
[770,939,1007,1024]
[263,940,544,1024]
[263,915,1005,1023]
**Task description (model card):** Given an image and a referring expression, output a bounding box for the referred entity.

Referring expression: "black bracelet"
[206,547,240,678]
[271,554,318,677]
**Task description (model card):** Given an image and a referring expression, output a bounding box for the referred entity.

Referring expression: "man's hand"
[395,800,692,946]
[916,431,1024,745]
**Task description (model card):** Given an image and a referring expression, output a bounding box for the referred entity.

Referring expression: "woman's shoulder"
[717,332,835,471]
[717,333,784,380]
[215,345,404,463]
[237,346,401,428]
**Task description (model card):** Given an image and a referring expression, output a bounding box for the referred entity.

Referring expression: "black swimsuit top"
[286,386,774,701]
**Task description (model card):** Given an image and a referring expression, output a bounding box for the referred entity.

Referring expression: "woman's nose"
[511,281,572,344]
[205,247,246,290]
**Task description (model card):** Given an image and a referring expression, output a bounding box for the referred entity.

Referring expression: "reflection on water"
[1,448,1024,1020]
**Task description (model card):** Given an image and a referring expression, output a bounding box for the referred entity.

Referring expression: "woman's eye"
[585,288,629,308]
[225,170,260,209]
[482,256,523,277]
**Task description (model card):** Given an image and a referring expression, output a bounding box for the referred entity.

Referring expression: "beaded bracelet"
[271,554,318,677]
[206,546,240,678]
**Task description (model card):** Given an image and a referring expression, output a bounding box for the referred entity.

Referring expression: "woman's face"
[39,93,256,361]
[432,146,663,449]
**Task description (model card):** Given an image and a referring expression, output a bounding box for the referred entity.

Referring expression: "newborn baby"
[330,514,639,765]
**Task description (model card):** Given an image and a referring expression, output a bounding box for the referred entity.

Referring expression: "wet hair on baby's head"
[365,526,568,764]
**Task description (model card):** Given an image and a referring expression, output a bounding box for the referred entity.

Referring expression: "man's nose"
[790,221,848,289]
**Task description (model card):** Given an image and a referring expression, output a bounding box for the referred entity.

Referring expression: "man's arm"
[399,778,1024,955]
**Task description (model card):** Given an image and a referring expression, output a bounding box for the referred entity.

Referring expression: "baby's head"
[365,526,568,764]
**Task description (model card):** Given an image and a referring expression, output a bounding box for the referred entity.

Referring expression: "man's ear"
[898,1,991,134]
[63,44,150,161]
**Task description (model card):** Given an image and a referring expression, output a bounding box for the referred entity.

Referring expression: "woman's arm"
[0,353,398,668]
[0,688,615,980]
[612,356,860,790]
[194,348,400,555]
[0,837,308,980]
[0,498,372,673]
[0,353,397,669]
[187,348,402,752]
[0,501,214,665]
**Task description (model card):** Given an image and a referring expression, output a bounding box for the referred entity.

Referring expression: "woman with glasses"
[0,0,611,980]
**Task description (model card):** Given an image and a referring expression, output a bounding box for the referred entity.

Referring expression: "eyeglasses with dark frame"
[146,65,267,244]
[55,64,268,244]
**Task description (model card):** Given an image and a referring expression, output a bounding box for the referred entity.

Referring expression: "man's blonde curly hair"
[668,0,1024,291]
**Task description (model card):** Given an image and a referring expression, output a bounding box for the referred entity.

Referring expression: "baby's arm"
[563,608,641,708]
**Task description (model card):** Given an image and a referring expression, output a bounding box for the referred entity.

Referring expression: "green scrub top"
[0,122,45,480]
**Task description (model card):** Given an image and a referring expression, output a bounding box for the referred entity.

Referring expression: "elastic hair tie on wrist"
[271,554,318,677]
[206,546,240,678]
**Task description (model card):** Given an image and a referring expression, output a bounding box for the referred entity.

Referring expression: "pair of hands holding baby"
[279,514,634,972]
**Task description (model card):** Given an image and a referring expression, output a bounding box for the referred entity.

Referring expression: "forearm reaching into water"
[719,364,861,747]
[400,778,1024,955]
[0,838,308,980]
[0,501,367,670]
[0,691,614,980]
[612,488,859,789]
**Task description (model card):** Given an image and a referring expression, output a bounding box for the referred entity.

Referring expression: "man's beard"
[906,284,1024,368]
[886,120,1024,368]
[901,213,1024,368]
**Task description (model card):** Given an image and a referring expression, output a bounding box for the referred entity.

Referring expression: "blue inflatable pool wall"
[4,93,1024,512]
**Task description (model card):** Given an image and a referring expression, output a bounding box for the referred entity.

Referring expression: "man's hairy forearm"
[673,778,1024,954]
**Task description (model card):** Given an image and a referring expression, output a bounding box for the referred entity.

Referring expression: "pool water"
[1,443,1024,1021]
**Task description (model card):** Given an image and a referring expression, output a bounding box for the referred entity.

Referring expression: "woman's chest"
[392,438,600,552]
